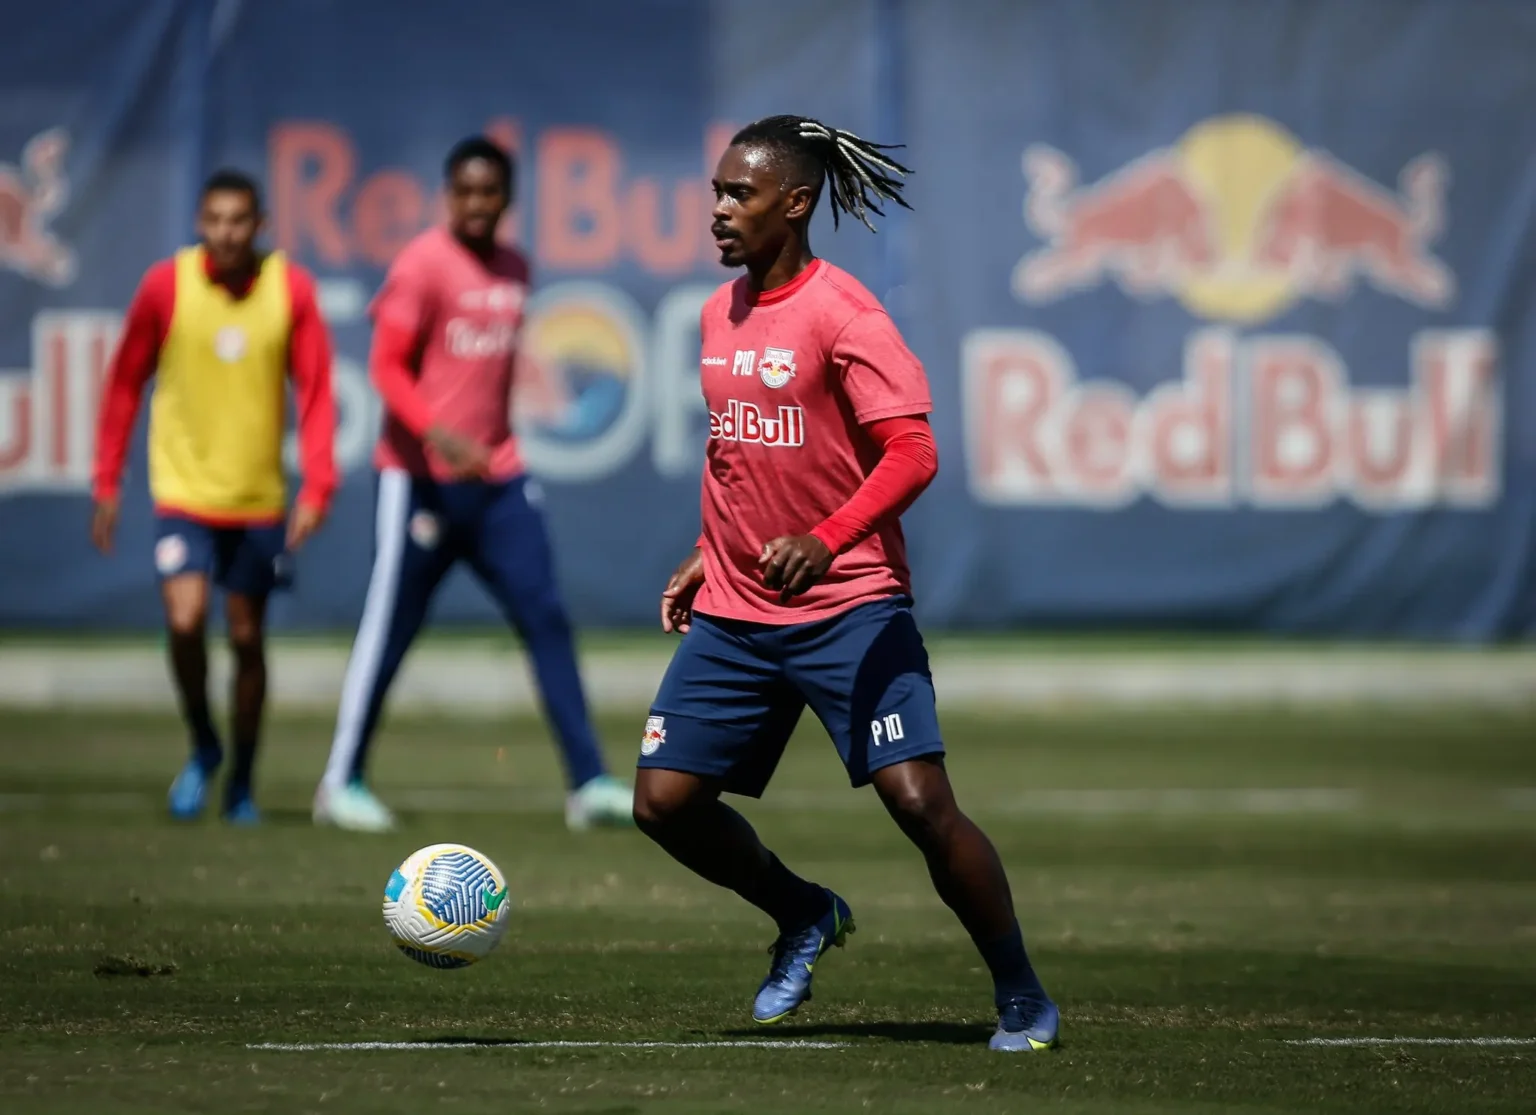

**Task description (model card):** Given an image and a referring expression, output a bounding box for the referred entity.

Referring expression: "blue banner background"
[0,0,1531,639]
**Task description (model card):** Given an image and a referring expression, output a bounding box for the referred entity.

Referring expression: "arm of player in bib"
[369,318,434,438]
[287,269,339,513]
[92,264,172,502]
[809,414,938,556]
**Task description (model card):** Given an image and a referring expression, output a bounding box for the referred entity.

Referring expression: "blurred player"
[91,168,337,825]
[633,116,1058,1051]
[313,137,633,833]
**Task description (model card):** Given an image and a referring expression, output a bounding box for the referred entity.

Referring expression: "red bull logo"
[963,327,1499,511]
[1014,115,1454,322]
[0,128,76,288]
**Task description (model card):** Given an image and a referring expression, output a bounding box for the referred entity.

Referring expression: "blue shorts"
[153,515,292,598]
[639,595,944,797]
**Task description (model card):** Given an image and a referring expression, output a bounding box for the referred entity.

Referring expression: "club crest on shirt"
[408,511,440,550]
[759,347,796,389]
[154,534,188,575]
[640,716,666,756]
[213,326,247,363]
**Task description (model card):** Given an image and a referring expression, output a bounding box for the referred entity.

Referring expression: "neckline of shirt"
[744,258,824,308]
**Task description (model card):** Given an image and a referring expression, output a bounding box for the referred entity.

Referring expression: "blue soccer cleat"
[221,792,261,827]
[167,753,220,820]
[753,889,854,1024]
[990,995,1060,1052]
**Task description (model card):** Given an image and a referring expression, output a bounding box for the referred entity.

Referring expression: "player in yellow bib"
[92,169,338,824]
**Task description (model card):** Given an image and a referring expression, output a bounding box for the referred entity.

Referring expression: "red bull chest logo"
[1014,114,1453,323]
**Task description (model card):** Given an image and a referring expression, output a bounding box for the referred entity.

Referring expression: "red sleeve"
[370,318,434,437]
[286,266,338,511]
[92,262,173,502]
[809,416,938,556]
[832,310,933,424]
[367,249,435,436]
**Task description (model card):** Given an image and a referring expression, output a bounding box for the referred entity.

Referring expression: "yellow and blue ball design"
[382,843,512,969]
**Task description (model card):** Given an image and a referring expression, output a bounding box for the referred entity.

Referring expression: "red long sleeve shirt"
[93,250,336,521]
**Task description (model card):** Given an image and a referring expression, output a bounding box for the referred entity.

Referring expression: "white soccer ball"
[382,843,513,968]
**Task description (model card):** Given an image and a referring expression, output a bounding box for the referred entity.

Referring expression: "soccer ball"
[382,843,513,969]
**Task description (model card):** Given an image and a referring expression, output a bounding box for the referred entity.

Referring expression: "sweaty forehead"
[715,143,792,189]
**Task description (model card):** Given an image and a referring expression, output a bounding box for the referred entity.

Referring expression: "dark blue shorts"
[639,595,944,797]
[153,515,292,598]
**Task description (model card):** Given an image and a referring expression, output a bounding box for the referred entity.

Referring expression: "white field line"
[246,1040,848,1051]
[1286,1037,1536,1047]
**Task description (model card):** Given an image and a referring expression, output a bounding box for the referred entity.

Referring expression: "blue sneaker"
[990,996,1060,1052]
[752,890,854,1024]
[222,792,261,827]
[167,753,219,820]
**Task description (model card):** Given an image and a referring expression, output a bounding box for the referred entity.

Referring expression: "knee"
[631,773,702,837]
[227,622,264,665]
[878,771,961,848]
[165,602,206,640]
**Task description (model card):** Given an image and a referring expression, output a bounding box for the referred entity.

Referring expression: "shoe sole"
[753,915,856,1026]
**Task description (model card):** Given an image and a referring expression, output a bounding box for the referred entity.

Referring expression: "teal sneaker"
[312,780,397,833]
[565,774,635,831]
[753,889,855,1024]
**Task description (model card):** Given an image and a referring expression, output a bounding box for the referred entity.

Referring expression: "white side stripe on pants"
[321,468,413,790]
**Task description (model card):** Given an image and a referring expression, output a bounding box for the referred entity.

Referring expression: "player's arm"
[368,260,489,479]
[90,264,172,554]
[285,267,339,549]
[761,310,936,598]
[761,416,938,597]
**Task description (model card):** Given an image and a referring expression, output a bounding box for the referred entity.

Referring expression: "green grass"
[2,706,1535,1113]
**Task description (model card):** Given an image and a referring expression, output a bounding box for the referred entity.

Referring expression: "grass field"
[2,704,1534,1113]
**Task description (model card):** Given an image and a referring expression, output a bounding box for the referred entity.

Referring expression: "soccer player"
[312,137,633,833]
[91,168,337,825]
[633,116,1059,1051]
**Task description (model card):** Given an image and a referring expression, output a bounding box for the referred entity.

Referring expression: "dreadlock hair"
[729,115,912,232]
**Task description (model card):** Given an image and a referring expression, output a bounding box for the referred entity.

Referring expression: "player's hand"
[286,502,326,551]
[661,547,705,634]
[90,496,120,554]
[759,534,833,601]
[426,425,491,480]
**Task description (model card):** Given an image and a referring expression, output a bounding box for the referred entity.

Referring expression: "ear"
[784,183,815,223]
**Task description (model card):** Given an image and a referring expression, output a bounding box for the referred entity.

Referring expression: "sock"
[167,631,221,765]
[226,643,265,803]
[976,922,1046,1007]
[735,853,830,935]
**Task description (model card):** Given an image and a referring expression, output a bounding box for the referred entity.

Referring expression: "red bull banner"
[900,0,1534,638]
[0,0,1532,639]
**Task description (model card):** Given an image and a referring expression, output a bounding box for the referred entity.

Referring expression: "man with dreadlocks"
[631,116,1059,1052]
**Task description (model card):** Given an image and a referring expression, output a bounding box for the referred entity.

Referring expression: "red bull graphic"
[1014,146,1217,301]
[1252,151,1452,307]
[1014,115,1456,323]
[0,128,76,288]
[963,327,1500,511]
[0,313,117,492]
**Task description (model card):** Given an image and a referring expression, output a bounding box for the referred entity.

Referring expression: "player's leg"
[315,471,454,830]
[634,616,849,1023]
[154,520,221,819]
[633,767,828,932]
[869,759,1057,1050]
[212,520,290,823]
[791,596,1056,1050]
[220,590,270,823]
[465,475,628,829]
